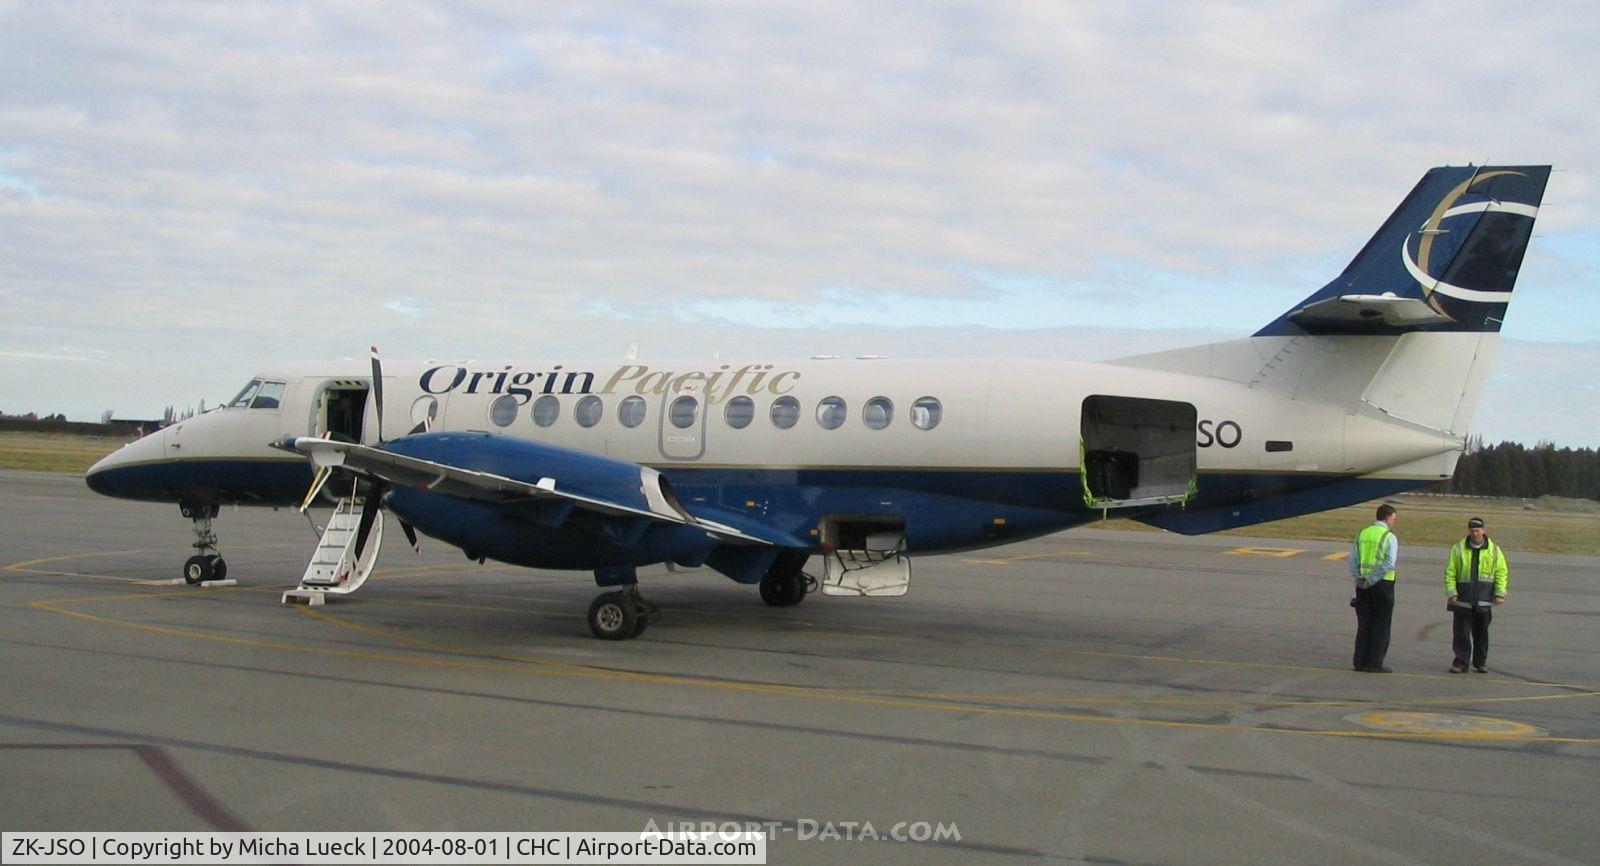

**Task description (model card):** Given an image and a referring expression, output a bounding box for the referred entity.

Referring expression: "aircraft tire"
[588,592,638,640]
[183,555,213,585]
[759,572,806,607]
[208,555,227,583]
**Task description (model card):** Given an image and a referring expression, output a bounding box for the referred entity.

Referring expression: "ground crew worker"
[1350,504,1399,673]
[1446,517,1508,673]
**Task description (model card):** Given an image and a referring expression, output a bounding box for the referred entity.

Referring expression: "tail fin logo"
[1401,169,1538,319]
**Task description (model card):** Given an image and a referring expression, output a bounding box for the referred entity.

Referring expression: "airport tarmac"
[2,469,1598,865]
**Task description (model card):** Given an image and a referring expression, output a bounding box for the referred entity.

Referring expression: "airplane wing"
[273,435,775,546]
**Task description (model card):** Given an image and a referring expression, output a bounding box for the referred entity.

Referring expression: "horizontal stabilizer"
[1288,293,1454,333]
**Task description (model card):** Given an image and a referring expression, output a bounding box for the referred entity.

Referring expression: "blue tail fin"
[1256,165,1550,336]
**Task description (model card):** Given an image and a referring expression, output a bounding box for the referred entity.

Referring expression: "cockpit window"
[250,381,286,409]
[228,380,262,408]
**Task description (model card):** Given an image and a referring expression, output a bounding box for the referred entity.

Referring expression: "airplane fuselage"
[87,352,1457,559]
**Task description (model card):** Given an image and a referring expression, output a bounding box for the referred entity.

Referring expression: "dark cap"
[1467,517,1486,528]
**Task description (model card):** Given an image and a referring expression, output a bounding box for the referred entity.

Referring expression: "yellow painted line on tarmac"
[21,585,1597,745]
[25,594,594,679]
[15,547,1600,745]
[4,548,176,584]
[961,551,1093,565]
[366,561,523,581]
[20,544,1588,692]
[1322,552,1350,561]
[0,493,108,503]
[867,686,1600,711]
[3,545,303,584]
[3,546,513,588]
[238,606,1600,745]
[277,605,1600,743]
[1225,547,1303,558]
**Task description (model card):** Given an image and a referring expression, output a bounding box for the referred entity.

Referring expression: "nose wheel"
[183,554,228,584]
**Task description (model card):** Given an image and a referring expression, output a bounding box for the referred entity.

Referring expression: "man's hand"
[1449,595,1459,604]
[1494,596,1506,606]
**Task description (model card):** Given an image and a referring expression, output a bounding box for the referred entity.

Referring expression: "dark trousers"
[1353,580,1395,669]
[1452,607,1493,667]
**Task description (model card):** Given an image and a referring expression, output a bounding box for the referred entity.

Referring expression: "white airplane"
[87,164,1550,639]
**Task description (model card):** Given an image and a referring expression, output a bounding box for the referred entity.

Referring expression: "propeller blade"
[353,481,387,561]
[370,345,385,443]
[399,518,420,552]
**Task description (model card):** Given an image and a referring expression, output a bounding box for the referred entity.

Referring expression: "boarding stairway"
[281,493,383,606]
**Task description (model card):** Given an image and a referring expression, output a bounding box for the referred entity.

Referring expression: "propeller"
[370,345,386,443]
[288,345,420,557]
[352,481,388,562]
[362,345,420,553]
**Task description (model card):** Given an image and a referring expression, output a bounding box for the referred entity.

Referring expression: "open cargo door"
[1080,395,1198,509]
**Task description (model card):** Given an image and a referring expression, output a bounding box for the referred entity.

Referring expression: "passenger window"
[618,396,646,428]
[249,381,286,409]
[532,395,560,427]
[863,396,893,430]
[771,396,800,429]
[575,395,603,428]
[228,379,262,408]
[816,396,846,430]
[911,396,942,430]
[488,394,518,427]
[669,395,699,429]
[725,396,754,429]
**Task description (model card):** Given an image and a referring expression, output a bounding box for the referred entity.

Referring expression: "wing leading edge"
[272,434,777,547]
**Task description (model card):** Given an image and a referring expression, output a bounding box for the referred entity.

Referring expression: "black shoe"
[1450,663,1467,673]
[1474,665,1487,673]
[1365,666,1393,673]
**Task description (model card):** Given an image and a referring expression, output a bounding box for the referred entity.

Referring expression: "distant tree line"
[1438,437,1600,502]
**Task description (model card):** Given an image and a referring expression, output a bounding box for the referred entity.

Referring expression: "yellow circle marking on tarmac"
[3,545,303,584]
[1349,711,1544,738]
[13,550,1600,745]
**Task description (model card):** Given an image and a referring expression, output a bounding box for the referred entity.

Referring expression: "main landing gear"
[759,552,815,608]
[179,502,234,586]
[588,585,660,640]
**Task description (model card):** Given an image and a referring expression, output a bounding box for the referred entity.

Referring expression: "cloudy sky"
[3,2,1597,446]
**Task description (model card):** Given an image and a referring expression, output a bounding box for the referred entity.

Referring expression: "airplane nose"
[84,458,114,495]
[85,429,168,498]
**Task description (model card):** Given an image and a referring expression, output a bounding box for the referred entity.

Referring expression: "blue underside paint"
[85,459,1438,569]
[85,459,315,508]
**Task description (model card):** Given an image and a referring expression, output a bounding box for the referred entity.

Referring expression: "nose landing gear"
[178,502,236,586]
